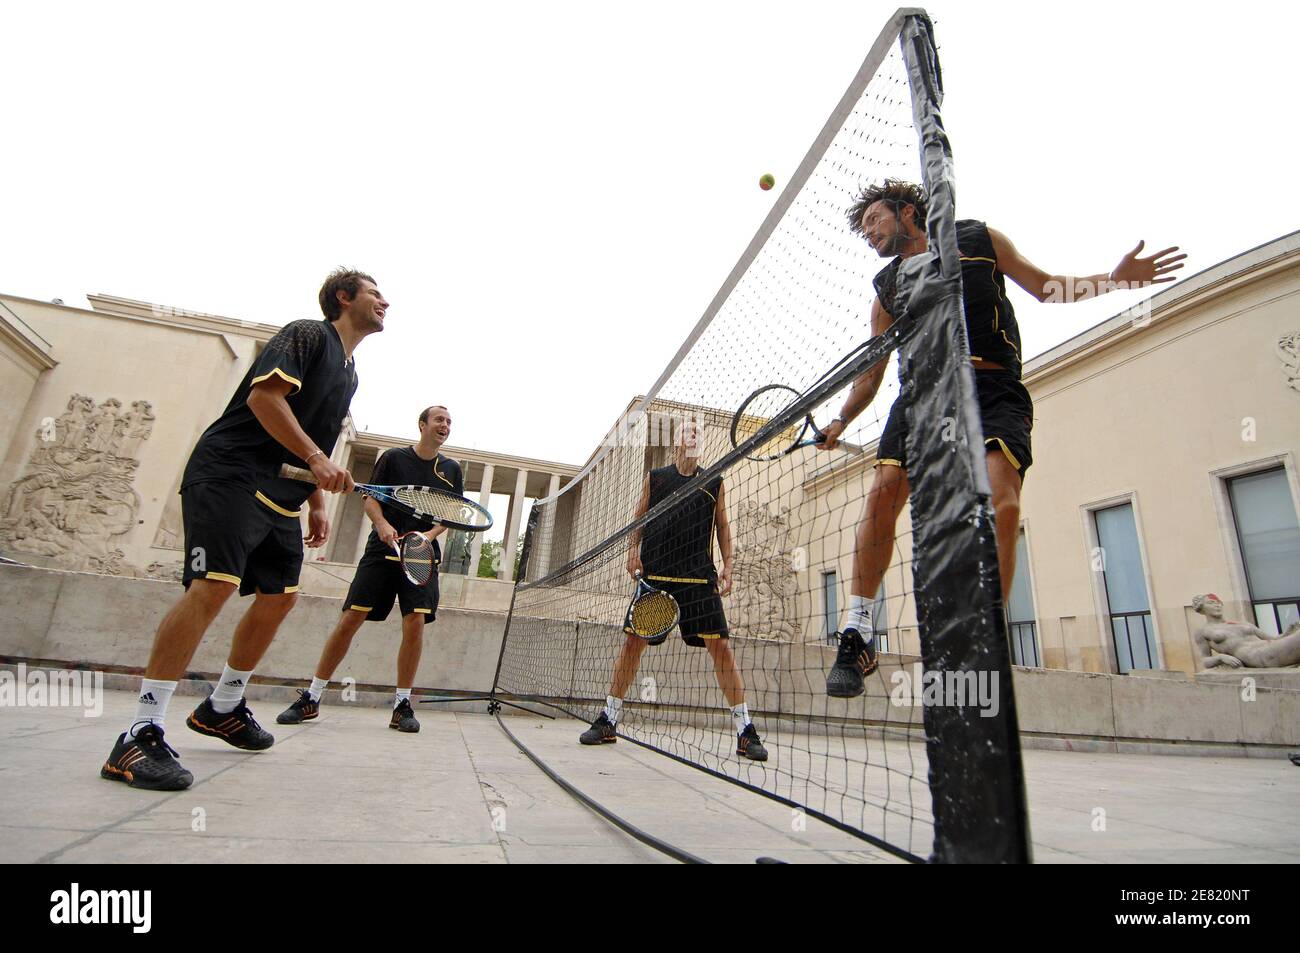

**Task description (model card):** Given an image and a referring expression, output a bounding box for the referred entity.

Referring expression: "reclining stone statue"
[1192,593,1300,669]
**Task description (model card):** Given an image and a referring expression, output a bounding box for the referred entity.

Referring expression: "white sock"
[129,679,176,737]
[308,677,328,703]
[394,688,412,708]
[210,665,253,714]
[731,702,751,735]
[843,595,875,638]
[604,695,624,725]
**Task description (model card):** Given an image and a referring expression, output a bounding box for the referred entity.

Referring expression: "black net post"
[896,13,1033,863]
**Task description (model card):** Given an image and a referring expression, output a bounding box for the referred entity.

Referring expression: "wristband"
[306,450,326,465]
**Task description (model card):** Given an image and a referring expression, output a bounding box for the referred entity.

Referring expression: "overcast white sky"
[5,1,1298,478]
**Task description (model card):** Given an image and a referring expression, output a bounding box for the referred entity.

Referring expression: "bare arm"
[818,298,894,449]
[626,475,651,578]
[363,497,397,548]
[246,377,354,493]
[303,488,330,547]
[365,497,445,547]
[1194,629,1242,669]
[988,228,1185,304]
[714,482,733,597]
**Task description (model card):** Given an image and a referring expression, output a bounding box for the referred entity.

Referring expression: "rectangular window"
[872,585,890,654]
[822,570,838,645]
[1006,529,1039,666]
[1093,503,1158,673]
[1227,467,1300,635]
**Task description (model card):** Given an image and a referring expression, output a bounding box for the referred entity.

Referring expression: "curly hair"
[846,179,928,236]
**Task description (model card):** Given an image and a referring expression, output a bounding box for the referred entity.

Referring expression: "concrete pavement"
[1,688,1297,864]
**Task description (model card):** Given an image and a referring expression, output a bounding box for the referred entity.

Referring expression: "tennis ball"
[759,173,775,191]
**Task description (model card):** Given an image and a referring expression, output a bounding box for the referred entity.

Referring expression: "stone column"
[469,462,494,578]
[500,468,529,580]
[535,471,561,578]
[350,500,372,564]
[319,446,353,560]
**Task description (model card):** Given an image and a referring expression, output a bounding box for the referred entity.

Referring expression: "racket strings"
[394,487,488,528]
[400,535,435,585]
[630,591,678,637]
[735,386,806,460]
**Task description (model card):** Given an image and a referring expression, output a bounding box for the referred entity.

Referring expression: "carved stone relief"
[1279,331,1300,394]
[730,500,802,641]
[0,394,162,576]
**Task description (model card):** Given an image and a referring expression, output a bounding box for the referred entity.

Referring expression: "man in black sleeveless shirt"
[101,269,383,790]
[820,179,1183,698]
[277,406,464,733]
[579,420,769,761]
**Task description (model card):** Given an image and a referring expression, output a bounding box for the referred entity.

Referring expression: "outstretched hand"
[1111,240,1186,287]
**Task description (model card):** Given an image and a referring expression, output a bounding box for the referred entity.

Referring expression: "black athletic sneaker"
[579,712,617,745]
[186,696,274,750]
[389,698,420,733]
[826,628,878,699]
[276,690,320,725]
[101,723,194,790]
[737,723,769,762]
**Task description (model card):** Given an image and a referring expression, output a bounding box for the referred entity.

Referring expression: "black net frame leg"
[420,512,556,720]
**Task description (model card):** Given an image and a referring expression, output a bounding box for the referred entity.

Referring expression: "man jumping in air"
[819,179,1183,698]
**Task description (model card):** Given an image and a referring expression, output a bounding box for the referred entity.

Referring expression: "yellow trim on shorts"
[874,458,904,469]
[985,437,1022,472]
[384,555,400,562]
[250,367,303,394]
[695,633,723,640]
[255,491,303,517]
[412,608,431,615]
[349,604,373,612]
[647,574,709,584]
[205,572,241,586]
[283,586,300,594]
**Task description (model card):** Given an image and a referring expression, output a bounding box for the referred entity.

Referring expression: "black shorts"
[344,549,440,623]
[644,573,728,648]
[180,483,303,596]
[877,368,1034,477]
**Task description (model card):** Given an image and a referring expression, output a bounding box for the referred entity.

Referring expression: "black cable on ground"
[493,711,709,865]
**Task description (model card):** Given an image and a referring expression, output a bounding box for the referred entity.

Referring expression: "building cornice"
[350,431,580,475]
[86,294,283,342]
[0,301,57,371]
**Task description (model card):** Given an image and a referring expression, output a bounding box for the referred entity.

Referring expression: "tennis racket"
[279,464,494,532]
[730,384,863,462]
[623,572,680,642]
[393,532,435,586]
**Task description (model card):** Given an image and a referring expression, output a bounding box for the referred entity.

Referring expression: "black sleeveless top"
[872,219,1023,377]
[640,464,722,578]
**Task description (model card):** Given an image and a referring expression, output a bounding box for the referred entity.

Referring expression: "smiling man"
[101,268,385,790]
[277,405,464,734]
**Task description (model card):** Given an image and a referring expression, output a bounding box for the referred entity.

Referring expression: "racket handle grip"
[279,464,319,484]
